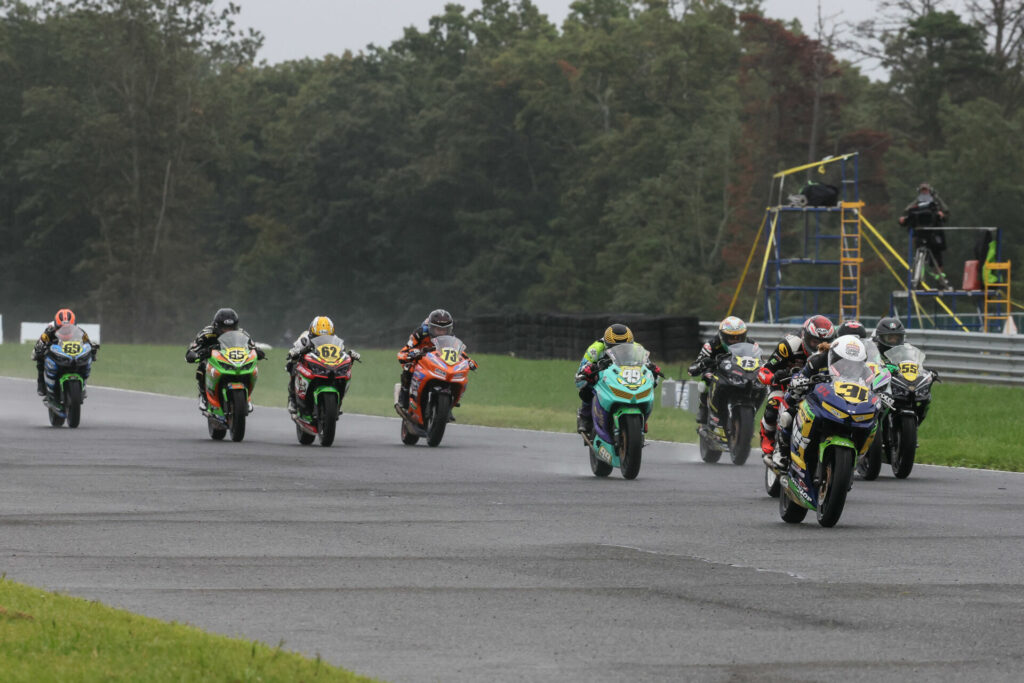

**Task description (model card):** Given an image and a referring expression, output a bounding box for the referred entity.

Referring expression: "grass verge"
[2,343,1022,471]
[0,576,376,682]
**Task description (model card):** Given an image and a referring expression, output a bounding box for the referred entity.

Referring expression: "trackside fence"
[698,322,1024,386]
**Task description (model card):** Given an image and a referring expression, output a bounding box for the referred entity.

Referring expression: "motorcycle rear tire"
[728,405,754,465]
[209,421,227,440]
[426,393,451,447]
[859,435,882,481]
[65,381,82,428]
[699,434,722,463]
[891,414,917,479]
[765,464,781,498]
[619,414,644,480]
[296,424,315,445]
[228,389,247,442]
[817,447,854,528]
[48,407,65,428]
[589,446,612,477]
[779,483,808,523]
[400,420,419,445]
[317,392,339,447]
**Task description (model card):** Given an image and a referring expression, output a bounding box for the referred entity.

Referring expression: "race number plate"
[833,382,868,403]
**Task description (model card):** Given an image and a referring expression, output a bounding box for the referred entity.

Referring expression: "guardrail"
[695,322,1024,386]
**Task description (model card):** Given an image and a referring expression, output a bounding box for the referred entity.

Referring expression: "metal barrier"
[694,322,1024,386]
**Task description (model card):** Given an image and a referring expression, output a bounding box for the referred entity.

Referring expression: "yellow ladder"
[984,261,1012,331]
[839,201,864,322]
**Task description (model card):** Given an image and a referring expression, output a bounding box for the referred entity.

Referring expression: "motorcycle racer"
[575,323,664,433]
[757,315,837,456]
[32,308,99,396]
[185,308,265,409]
[687,316,752,427]
[397,309,477,410]
[285,316,361,414]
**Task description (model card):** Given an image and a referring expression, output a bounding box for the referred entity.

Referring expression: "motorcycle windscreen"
[884,344,926,367]
[728,342,761,370]
[604,343,650,367]
[55,324,86,342]
[218,330,252,349]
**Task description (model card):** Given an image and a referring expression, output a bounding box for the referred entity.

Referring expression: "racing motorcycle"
[202,330,259,442]
[394,335,472,447]
[580,343,658,480]
[698,341,767,465]
[769,352,880,527]
[43,324,96,428]
[859,343,934,480]
[291,334,357,447]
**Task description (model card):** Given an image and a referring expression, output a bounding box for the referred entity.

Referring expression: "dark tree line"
[1,0,1022,344]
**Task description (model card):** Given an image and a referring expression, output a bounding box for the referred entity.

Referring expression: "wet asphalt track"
[1,377,1023,682]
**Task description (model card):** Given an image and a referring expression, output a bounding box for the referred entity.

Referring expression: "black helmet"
[873,316,905,350]
[836,320,869,339]
[213,308,239,333]
[427,309,454,338]
[603,324,634,346]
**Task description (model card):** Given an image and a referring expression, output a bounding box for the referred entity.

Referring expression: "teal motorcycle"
[580,343,658,480]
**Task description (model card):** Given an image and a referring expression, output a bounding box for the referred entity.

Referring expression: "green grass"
[3,343,1023,471]
[0,576,376,682]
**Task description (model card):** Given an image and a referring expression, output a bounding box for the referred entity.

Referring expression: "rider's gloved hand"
[578,364,598,384]
[467,358,478,371]
[407,348,423,361]
[255,346,267,360]
[650,363,665,378]
[185,348,199,363]
[349,350,362,362]
[757,366,774,385]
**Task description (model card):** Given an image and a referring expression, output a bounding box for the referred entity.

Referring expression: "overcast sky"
[226,0,968,66]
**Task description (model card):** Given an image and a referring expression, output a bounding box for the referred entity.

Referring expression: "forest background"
[1,0,1022,346]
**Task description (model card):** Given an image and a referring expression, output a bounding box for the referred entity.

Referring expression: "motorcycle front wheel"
[228,389,247,442]
[317,392,339,447]
[65,381,83,428]
[891,414,918,479]
[618,414,644,480]
[765,463,780,498]
[426,392,451,447]
[817,446,854,528]
[728,405,754,465]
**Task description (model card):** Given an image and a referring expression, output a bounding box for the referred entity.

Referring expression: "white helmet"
[828,335,867,364]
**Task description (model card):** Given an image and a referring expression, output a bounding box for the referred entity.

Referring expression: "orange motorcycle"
[394,335,473,447]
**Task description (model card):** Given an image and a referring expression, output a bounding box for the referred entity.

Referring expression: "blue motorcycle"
[43,324,96,428]
[776,355,880,527]
[580,343,657,480]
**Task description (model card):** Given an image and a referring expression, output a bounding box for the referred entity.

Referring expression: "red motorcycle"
[291,334,358,447]
[394,335,474,447]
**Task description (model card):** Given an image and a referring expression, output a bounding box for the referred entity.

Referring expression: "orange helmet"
[55,309,75,327]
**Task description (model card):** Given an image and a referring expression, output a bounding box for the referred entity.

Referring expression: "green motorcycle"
[202,330,260,442]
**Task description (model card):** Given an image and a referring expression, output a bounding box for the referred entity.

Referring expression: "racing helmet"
[603,324,634,346]
[828,335,868,366]
[717,316,747,349]
[836,320,869,339]
[427,309,454,338]
[309,316,335,337]
[873,316,906,350]
[801,315,836,354]
[213,308,239,333]
[54,308,75,327]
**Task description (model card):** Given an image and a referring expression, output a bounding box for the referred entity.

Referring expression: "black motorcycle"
[698,342,768,465]
[859,343,934,480]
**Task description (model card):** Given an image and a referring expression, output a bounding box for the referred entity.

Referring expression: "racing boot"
[576,404,593,434]
[36,375,46,396]
[397,386,410,411]
[286,384,298,415]
[697,394,708,425]
[760,425,775,456]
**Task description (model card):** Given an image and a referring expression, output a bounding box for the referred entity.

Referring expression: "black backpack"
[801,181,840,207]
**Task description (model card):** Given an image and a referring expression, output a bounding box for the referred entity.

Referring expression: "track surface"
[1,378,1023,682]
